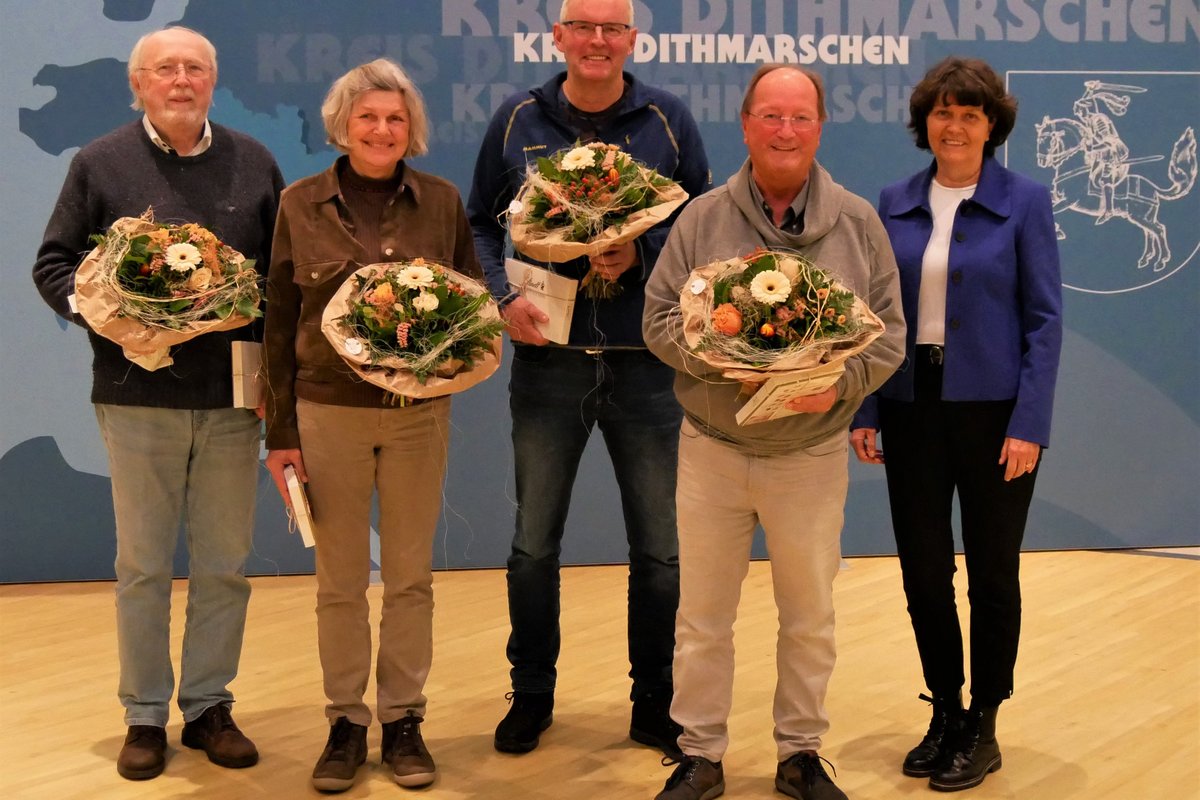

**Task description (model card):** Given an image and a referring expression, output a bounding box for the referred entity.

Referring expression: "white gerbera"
[749,270,791,304]
[396,265,436,289]
[165,242,202,273]
[777,257,802,282]
[412,292,439,313]
[559,146,597,171]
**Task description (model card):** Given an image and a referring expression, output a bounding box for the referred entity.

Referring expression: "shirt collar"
[310,156,420,205]
[142,115,212,156]
[748,170,809,234]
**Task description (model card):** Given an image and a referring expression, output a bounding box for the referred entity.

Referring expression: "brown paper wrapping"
[508,172,689,263]
[74,216,253,371]
[678,258,886,384]
[320,263,504,399]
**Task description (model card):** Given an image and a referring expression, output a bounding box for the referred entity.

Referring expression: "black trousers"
[879,352,1038,706]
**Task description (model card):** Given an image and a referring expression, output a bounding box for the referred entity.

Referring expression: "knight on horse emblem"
[1036,81,1196,271]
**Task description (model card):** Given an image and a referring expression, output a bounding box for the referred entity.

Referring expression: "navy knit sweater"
[33,121,284,409]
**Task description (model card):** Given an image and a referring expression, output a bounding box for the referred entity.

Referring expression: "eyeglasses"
[560,20,632,39]
[138,62,211,81]
[745,112,819,131]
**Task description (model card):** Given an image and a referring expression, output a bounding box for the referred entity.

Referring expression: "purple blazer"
[853,157,1063,446]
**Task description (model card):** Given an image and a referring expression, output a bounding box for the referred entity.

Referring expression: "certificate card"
[734,362,844,426]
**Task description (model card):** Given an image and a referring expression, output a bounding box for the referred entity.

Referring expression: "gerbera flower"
[749,270,791,304]
[395,265,435,289]
[166,242,202,273]
[559,146,597,171]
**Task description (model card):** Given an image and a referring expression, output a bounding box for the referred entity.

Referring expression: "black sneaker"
[494,691,553,753]
[311,716,367,793]
[775,751,848,800]
[382,713,436,787]
[656,755,725,800]
[631,690,684,758]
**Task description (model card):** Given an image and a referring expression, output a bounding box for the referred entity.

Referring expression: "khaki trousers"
[671,418,848,761]
[297,398,450,726]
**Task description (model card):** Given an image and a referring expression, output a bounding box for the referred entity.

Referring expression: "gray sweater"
[643,159,906,455]
[33,121,284,409]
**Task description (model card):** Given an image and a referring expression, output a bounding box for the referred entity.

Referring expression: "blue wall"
[2,0,1197,582]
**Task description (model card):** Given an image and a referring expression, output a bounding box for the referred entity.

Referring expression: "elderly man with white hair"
[33,25,283,781]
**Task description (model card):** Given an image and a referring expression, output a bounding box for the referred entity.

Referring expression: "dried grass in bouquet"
[74,209,262,371]
[508,142,689,298]
[679,248,885,389]
[321,259,506,401]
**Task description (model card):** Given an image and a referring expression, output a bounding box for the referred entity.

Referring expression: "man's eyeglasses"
[138,62,211,81]
[744,112,819,131]
[560,20,632,39]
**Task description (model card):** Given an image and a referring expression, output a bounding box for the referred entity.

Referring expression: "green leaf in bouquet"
[212,303,233,319]
[168,299,192,313]
[713,280,732,305]
[236,297,262,319]
[536,156,562,181]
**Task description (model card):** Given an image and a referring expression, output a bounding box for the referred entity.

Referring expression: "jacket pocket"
[293,259,353,289]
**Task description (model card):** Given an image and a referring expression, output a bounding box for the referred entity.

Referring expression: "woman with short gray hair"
[264,57,480,793]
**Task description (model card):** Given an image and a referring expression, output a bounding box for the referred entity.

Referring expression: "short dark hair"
[740,64,827,122]
[908,57,1016,157]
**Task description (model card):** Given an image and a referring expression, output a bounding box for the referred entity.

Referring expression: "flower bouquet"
[679,249,885,423]
[321,259,506,400]
[508,142,689,298]
[74,210,262,370]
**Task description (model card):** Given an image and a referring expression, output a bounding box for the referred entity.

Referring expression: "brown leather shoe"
[117,725,167,780]
[382,714,436,787]
[181,703,259,768]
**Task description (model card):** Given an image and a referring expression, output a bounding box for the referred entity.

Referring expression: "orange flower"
[760,323,776,336]
[712,303,743,335]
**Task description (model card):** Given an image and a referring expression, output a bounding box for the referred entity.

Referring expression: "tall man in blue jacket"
[467,0,710,756]
[32,27,283,782]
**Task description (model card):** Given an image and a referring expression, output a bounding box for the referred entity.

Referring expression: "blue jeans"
[507,346,681,698]
[95,404,259,727]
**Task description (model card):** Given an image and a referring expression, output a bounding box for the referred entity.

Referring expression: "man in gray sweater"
[32,26,282,782]
[643,65,905,800]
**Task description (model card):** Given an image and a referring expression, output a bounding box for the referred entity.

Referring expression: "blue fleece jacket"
[466,72,710,348]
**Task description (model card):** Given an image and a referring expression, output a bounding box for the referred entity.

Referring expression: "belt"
[916,344,944,366]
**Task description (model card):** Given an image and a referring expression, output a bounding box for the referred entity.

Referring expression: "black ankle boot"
[929,704,1001,792]
[902,692,963,777]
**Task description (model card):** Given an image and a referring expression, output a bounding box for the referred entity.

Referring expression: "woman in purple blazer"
[851,57,1062,792]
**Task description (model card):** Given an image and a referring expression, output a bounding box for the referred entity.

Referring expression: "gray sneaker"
[382,713,436,788]
[656,755,725,800]
[775,751,848,800]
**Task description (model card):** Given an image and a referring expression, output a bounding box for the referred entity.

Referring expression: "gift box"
[505,257,577,344]
[231,341,264,409]
[284,465,316,548]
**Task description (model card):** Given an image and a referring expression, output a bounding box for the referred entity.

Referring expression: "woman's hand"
[265,448,306,508]
[999,437,1040,482]
[850,428,884,464]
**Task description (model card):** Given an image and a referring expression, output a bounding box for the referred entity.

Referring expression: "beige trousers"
[671,418,848,761]
[297,398,450,726]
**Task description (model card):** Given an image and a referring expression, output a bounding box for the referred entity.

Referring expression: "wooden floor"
[1,550,1196,800]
